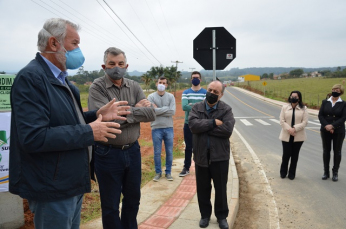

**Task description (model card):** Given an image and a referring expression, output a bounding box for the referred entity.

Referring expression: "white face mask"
[157,84,165,92]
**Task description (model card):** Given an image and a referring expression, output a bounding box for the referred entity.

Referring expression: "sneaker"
[179,167,190,177]
[165,174,173,181]
[153,173,161,182]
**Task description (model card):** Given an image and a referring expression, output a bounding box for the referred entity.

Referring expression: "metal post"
[212,30,216,81]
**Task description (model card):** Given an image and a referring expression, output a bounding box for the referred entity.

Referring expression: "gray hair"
[37,18,80,52]
[104,47,127,64]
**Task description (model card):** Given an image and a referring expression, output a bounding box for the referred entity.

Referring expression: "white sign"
[226,54,233,59]
[0,112,10,192]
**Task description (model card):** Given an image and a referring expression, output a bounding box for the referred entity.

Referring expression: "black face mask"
[290,98,299,103]
[206,92,219,104]
[332,92,341,97]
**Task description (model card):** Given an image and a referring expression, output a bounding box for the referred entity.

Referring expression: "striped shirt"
[182,88,207,124]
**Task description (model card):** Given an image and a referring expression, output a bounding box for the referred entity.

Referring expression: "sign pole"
[212,30,216,81]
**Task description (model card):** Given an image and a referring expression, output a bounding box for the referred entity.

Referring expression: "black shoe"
[179,167,190,177]
[322,171,330,180]
[332,172,338,182]
[280,174,286,179]
[199,218,210,228]
[288,175,295,180]
[217,219,229,229]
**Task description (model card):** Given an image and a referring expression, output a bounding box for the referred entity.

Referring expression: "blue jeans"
[28,194,83,229]
[94,141,141,229]
[152,127,174,174]
[183,123,193,170]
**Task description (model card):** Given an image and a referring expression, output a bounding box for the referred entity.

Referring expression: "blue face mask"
[191,78,200,86]
[64,47,85,70]
[42,30,85,70]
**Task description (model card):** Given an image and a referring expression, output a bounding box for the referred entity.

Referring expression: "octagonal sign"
[193,27,236,70]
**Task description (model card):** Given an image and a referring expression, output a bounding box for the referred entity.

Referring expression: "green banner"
[0,75,15,111]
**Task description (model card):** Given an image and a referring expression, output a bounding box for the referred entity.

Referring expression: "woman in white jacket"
[279,91,308,180]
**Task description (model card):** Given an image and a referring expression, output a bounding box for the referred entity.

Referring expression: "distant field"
[236,77,346,108]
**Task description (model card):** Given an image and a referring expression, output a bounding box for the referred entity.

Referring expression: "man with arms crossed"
[148,77,176,182]
[189,80,235,229]
[88,47,155,229]
[179,71,207,177]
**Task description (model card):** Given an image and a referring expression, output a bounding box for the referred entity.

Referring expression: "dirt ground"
[231,136,273,229]
[20,89,185,229]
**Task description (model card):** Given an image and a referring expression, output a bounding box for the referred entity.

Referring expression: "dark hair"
[288,91,305,109]
[191,71,201,79]
[158,76,167,83]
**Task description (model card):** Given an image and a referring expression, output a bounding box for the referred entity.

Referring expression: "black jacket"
[318,99,346,133]
[9,53,97,201]
[188,100,235,167]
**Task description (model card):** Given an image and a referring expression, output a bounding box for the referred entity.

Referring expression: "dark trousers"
[280,140,303,178]
[321,131,344,172]
[94,141,141,229]
[183,123,193,170]
[195,160,229,220]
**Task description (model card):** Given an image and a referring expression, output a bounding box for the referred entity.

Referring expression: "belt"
[99,141,136,150]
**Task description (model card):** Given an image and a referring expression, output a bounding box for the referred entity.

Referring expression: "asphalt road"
[222,87,346,229]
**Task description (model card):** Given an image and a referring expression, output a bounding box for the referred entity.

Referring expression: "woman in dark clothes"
[318,84,346,181]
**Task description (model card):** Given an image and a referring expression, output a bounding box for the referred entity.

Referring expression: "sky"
[1,0,346,75]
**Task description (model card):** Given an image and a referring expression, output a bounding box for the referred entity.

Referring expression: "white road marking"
[255,119,271,125]
[269,119,280,124]
[234,128,280,229]
[240,119,253,126]
[308,121,321,126]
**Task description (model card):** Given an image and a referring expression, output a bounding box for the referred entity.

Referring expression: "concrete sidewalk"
[81,155,239,229]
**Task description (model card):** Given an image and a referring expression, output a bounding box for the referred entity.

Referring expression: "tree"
[268,73,274,79]
[289,69,304,78]
[261,73,268,79]
[141,73,152,91]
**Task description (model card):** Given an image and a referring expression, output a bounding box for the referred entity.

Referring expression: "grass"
[80,92,88,108]
[236,77,346,108]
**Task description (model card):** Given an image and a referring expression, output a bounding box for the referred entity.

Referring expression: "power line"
[144,0,174,61]
[102,0,162,65]
[157,0,181,59]
[31,0,149,63]
[126,0,165,57]
[96,0,156,65]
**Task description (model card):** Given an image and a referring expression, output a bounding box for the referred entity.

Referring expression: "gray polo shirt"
[88,76,155,145]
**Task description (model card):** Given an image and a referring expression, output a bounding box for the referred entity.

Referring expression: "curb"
[228,147,239,229]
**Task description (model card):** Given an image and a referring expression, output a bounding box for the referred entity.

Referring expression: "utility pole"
[189,67,195,72]
[171,60,183,97]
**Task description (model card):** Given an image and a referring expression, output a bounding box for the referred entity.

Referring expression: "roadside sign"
[193,27,236,70]
[262,81,267,86]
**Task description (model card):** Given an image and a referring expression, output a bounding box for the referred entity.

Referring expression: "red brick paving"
[139,162,196,228]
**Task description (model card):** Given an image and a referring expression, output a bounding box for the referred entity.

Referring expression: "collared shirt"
[328,96,343,107]
[205,100,218,113]
[88,76,156,145]
[40,54,68,85]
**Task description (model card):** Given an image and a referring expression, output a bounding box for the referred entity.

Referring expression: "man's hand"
[135,99,152,107]
[215,119,223,126]
[89,114,122,142]
[152,103,158,108]
[97,98,131,121]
